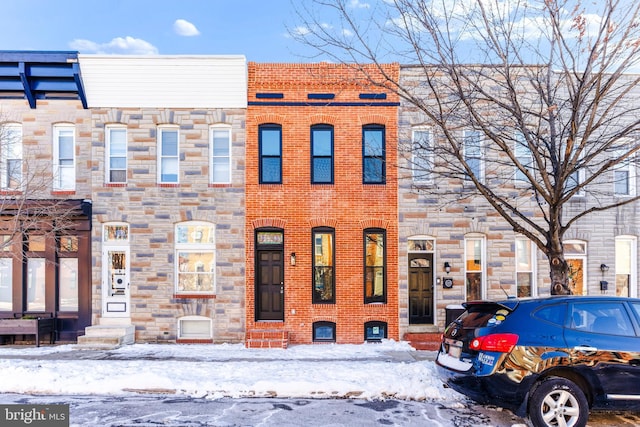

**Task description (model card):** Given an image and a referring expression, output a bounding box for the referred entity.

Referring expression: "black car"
[435,296,640,427]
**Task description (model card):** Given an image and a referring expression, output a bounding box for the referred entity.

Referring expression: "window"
[313,321,336,342]
[569,302,635,337]
[465,235,485,300]
[311,125,333,184]
[566,241,587,295]
[178,315,212,340]
[514,131,532,184]
[1,123,22,189]
[259,124,282,184]
[412,127,432,183]
[313,228,335,303]
[516,238,535,297]
[158,127,179,183]
[615,236,637,297]
[210,125,232,184]
[53,125,75,190]
[614,145,635,196]
[175,221,215,294]
[363,125,385,184]
[365,321,387,342]
[463,130,483,182]
[364,229,386,303]
[0,235,12,311]
[106,127,127,184]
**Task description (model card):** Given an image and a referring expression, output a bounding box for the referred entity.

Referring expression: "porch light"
[600,263,609,273]
[444,262,451,274]
[290,252,296,266]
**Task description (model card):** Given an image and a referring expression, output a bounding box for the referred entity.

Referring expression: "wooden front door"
[408,253,434,324]
[256,250,284,321]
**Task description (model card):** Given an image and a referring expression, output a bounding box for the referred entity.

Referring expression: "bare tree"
[292,0,640,295]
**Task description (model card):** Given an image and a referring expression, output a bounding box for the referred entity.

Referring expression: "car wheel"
[528,377,588,427]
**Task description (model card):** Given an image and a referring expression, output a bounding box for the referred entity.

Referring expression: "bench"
[0,317,55,347]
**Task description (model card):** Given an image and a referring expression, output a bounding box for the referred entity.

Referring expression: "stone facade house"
[398,65,640,343]
[78,55,247,345]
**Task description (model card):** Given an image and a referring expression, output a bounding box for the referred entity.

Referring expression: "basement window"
[178,315,212,339]
[365,321,387,342]
[312,321,336,342]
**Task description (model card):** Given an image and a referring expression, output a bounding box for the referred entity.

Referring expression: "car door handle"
[574,345,597,352]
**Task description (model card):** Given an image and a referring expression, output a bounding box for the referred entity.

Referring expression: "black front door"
[256,250,284,321]
[408,253,434,324]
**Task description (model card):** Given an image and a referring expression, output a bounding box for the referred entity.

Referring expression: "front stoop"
[245,329,289,349]
[404,332,442,351]
[76,324,135,350]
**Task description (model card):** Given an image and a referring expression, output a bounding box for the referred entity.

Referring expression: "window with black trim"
[313,321,336,342]
[364,229,386,303]
[311,125,333,184]
[362,125,385,184]
[259,124,282,184]
[313,227,335,303]
[365,321,387,341]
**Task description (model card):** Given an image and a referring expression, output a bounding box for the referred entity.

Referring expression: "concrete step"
[245,329,289,349]
[83,324,135,337]
[76,324,135,349]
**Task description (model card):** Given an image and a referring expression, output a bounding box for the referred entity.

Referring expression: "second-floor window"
[158,127,179,183]
[514,131,532,184]
[259,124,282,184]
[210,125,232,184]
[106,127,127,184]
[363,125,385,184]
[364,229,386,303]
[53,125,75,190]
[412,127,431,183]
[1,123,22,190]
[463,130,482,182]
[311,125,333,184]
[614,146,635,196]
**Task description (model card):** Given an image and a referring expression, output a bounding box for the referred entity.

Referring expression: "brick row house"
[245,63,400,346]
[0,51,638,347]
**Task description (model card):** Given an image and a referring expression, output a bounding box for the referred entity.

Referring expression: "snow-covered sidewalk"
[0,340,463,403]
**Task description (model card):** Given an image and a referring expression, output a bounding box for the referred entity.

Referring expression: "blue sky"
[0,0,325,61]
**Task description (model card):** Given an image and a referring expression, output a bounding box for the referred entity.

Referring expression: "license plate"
[445,338,462,358]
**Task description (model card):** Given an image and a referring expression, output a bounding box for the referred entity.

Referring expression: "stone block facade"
[90,108,246,343]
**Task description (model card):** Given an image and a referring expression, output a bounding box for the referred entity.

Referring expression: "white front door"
[102,247,130,317]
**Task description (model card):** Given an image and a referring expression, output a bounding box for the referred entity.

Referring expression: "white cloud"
[349,0,370,9]
[291,26,311,37]
[173,19,200,37]
[69,36,159,55]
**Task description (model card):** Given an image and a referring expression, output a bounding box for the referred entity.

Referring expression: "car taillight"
[469,333,518,353]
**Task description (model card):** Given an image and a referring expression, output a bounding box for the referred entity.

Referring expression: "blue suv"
[436,296,640,427]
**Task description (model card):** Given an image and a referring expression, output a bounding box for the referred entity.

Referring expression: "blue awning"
[0,51,87,109]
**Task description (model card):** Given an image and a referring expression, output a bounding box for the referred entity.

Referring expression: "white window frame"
[178,315,212,340]
[463,129,484,183]
[514,131,533,185]
[175,221,216,295]
[515,237,537,297]
[1,123,22,190]
[106,126,127,184]
[464,234,486,300]
[210,124,232,184]
[157,126,179,184]
[53,124,76,190]
[615,236,637,298]
[412,126,432,184]
[614,143,636,197]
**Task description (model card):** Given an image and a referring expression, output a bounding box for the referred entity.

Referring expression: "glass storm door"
[102,247,130,317]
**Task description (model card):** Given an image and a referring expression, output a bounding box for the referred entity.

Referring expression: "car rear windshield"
[457,303,513,329]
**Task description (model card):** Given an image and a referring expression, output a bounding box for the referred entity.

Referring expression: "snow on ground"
[0,340,463,403]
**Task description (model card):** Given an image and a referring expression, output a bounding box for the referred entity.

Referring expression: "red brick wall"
[246,63,399,344]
